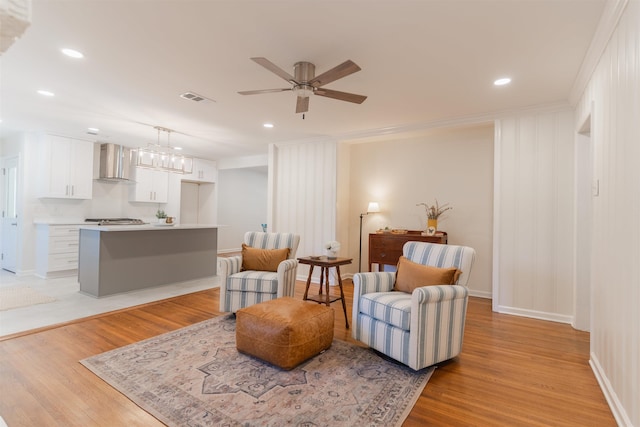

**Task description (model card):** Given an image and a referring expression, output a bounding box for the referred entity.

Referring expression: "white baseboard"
[590,352,633,427]
[468,289,492,299]
[494,304,573,324]
[5,268,35,277]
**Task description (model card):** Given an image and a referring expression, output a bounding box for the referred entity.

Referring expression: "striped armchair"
[352,242,476,370]
[219,232,300,313]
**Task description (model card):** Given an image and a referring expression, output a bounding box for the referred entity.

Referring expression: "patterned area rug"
[0,286,57,311]
[81,314,433,427]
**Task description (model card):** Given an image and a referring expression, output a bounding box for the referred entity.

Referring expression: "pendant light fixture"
[135,126,194,174]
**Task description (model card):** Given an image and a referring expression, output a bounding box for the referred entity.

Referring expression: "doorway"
[574,113,593,331]
[1,156,19,272]
[180,181,215,224]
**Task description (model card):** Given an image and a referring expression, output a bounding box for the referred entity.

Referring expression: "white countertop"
[79,224,221,232]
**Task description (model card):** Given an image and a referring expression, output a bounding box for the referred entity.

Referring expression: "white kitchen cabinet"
[35,224,81,278]
[129,167,169,203]
[185,158,216,183]
[38,134,94,199]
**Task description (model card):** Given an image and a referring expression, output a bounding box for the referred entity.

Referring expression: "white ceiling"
[0,0,606,160]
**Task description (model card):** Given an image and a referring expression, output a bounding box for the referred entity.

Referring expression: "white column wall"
[268,140,337,280]
[493,110,575,323]
[575,1,639,425]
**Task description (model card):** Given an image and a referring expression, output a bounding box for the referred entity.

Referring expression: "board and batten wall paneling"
[269,140,337,281]
[575,1,639,425]
[493,110,575,323]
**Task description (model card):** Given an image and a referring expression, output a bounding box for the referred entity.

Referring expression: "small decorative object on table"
[324,240,341,259]
[417,200,452,236]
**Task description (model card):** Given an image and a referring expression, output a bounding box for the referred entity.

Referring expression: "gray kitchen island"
[78,224,218,297]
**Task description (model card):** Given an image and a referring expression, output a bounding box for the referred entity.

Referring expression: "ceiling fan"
[238,57,367,114]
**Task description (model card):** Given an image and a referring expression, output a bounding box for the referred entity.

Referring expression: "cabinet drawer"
[48,252,79,271]
[49,225,80,237]
[369,238,404,251]
[49,235,80,254]
[369,248,403,264]
[368,232,448,271]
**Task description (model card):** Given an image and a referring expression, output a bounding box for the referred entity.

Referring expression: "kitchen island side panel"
[78,229,102,296]
[79,227,217,297]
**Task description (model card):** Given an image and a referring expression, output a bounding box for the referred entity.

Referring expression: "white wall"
[216,167,268,251]
[269,139,337,281]
[493,110,576,323]
[575,1,640,424]
[345,124,494,296]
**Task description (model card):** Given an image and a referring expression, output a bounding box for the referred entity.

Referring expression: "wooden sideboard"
[368,231,448,271]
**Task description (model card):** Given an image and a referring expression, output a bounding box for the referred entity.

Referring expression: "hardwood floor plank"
[0,281,615,426]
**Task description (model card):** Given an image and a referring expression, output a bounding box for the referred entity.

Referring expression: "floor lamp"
[359,202,380,272]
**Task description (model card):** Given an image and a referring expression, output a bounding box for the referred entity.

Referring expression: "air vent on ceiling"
[179,91,215,104]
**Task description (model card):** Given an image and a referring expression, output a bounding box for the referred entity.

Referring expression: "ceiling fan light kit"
[238,57,367,114]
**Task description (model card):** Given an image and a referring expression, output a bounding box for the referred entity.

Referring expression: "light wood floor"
[0,281,615,426]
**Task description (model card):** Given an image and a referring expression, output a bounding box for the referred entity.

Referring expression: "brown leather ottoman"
[236,297,334,370]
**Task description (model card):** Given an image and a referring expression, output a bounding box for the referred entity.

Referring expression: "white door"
[1,157,19,272]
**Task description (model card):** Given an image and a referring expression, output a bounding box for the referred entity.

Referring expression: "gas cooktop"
[85,218,146,226]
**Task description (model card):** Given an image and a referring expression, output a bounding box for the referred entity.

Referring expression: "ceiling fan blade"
[250,57,297,83]
[296,96,309,114]
[238,88,292,95]
[308,60,361,87]
[314,88,367,104]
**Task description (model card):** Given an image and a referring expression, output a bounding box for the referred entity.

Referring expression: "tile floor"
[0,269,219,337]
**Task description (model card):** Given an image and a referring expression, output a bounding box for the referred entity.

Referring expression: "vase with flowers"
[324,240,341,259]
[416,200,452,235]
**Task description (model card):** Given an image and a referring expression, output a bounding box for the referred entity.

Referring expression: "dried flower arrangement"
[416,200,452,220]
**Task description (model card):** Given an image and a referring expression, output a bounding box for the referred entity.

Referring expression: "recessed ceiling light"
[173,146,183,150]
[87,127,99,135]
[37,90,55,97]
[61,48,84,59]
[263,123,274,128]
[494,77,511,86]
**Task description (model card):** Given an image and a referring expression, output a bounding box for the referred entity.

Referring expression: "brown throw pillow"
[393,256,462,293]
[241,244,290,272]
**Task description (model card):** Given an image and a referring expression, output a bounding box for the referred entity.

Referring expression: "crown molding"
[269,101,574,147]
[569,0,629,105]
[332,101,572,143]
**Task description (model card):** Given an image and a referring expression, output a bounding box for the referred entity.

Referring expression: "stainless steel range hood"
[99,143,131,181]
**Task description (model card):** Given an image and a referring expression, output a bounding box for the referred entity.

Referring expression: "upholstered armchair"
[352,241,476,370]
[219,231,300,313]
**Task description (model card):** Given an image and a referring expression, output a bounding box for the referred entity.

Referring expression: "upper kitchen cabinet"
[129,167,169,203]
[38,134,94,199]
[184,158,217,183]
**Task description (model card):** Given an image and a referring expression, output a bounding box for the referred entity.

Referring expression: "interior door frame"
[1,155,20,273]
[574,105,594,331]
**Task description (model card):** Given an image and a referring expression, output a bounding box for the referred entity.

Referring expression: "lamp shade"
[367,202,380,213]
